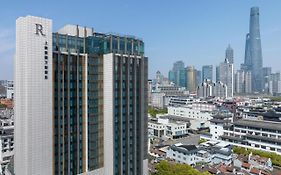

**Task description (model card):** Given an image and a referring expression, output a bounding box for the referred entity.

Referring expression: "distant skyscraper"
[202,65,213,81]
[196,70,202,86]
[225,45,234,64]
[216,66,220,82]
[219,59,234,97]
[186,66,197,92]
[15,16,148,175]
[168,61,185,87]
[243,7,263,92]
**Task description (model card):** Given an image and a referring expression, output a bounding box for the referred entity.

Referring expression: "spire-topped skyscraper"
[225,44,234,64]
[243,7,263,92]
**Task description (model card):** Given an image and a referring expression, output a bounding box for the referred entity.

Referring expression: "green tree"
[154,161,211,175]
[199,138,207,144]
[148,106,167,117]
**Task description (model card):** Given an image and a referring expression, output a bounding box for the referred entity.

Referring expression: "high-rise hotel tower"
[15,16,148,175]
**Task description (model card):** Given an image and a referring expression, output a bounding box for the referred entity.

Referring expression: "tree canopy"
[148,106,167,117]
[153,161,211,175]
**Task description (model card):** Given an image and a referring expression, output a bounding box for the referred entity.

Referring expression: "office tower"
[225,44,234,64]
[178,69,187,88]
[196,70,202,86]
[168,61,185,86]
[186,66,197,93]
[202,65,213,81]
[262,67,272,92]
[216,66,220,82]
[243,7,263,92]
[235,70,252,94]
[219,59,234,97]
[15,16,148,175]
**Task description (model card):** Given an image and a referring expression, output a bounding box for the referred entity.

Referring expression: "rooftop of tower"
[53,24,145,55]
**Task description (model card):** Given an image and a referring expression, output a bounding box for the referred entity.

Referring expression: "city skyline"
[1,1,281,80]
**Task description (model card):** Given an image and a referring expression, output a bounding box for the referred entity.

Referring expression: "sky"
[1,0,281,80]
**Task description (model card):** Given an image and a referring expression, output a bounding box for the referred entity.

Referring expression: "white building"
[166,144,198,165]
[210,119,281,155]
[168,106,213,121]
[166,141,233,166]
[218,59,233,97]
[148,115,190,139]
[15,16,53,175]
[212,81,228,98]
[0,118,14,174]
[235,70,252,94]
[5,81,14,99]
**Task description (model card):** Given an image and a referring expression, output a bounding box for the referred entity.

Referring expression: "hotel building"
[15,16,148,175]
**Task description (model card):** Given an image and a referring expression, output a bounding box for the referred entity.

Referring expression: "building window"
[45,76,48,79]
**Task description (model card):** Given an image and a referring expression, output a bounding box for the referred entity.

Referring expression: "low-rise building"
[210,119,281,155]
[166,141,233,166]
[148,115,190,139]
[0,109,14,174]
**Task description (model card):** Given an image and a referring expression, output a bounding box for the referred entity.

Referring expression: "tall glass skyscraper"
[168,61,185,86]
[15,16,148,175]
[202,65,213,81]
[243,7,263,92]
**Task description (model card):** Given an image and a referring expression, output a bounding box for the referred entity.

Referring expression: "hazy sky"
[1,0,281,80]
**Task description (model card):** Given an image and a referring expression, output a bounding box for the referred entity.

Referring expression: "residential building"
[218,59,233,97]
[0,108,14,174]
[166,141,232,166]
[5,81,14,99]
[268,72,281,95]
[235,70,252,94]
[197,79,213,98]
[212,81,228,98]
[262,67,272,92]
[15,16,148,175]
[148,115,190,139]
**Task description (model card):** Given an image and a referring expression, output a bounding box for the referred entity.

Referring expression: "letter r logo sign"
[35,24,46,36]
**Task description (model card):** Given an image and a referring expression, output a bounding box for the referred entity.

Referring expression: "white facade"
[166,144,198,165]
[5,81,14,99]
[212,119,281,155]
[219,59,233,97]
[103,53,114,175]
[166,142,233,166]
[15,16,53,175]
[148,117,189,138]
[212,81,228,98]
[168,106,213,121]
[0,119,14,174]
